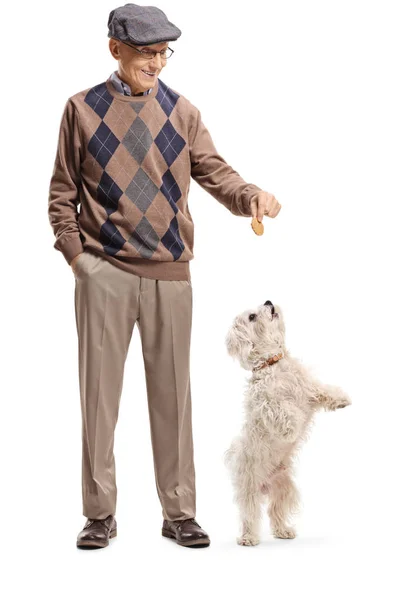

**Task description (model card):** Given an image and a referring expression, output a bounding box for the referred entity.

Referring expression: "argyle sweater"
[48,74,262,281]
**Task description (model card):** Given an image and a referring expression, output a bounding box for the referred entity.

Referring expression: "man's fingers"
[267,203,281,218]
[250,195,259,219]
[252,192,281,220]
[265,195,281,219]
[257,193,267,221]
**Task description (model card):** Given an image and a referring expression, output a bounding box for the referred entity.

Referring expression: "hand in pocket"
[71,252,85,274]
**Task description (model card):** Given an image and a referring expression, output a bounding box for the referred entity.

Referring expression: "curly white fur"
[224,301,351,546]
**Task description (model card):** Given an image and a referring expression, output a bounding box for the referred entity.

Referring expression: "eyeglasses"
[122,42,174,60]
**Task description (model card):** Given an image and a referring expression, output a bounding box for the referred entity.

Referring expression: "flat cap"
[107,3,182,45]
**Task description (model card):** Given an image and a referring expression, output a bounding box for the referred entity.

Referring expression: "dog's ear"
[225,326,253,363]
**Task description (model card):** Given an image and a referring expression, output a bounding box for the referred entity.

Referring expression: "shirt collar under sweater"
[109,70,153,96]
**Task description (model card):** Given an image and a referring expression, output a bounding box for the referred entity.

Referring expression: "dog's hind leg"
[236,490,263,546]
[230,447,263,546]
[267,468,300,539]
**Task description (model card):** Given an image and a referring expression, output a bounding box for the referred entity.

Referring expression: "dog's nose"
[264,300,275,314]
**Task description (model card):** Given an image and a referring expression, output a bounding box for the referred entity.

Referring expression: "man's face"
[110,39,169,93]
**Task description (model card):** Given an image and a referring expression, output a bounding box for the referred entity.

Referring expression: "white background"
[2,0,399,598]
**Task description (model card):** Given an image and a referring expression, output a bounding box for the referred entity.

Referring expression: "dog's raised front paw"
[331,396,351,410]
[237,534,260,546]
[273,527,296,539]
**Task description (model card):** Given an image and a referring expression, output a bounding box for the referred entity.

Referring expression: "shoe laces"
[177,518,200,529]
[84,516,111,530]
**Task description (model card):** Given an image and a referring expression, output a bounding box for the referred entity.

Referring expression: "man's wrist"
[58,236,85,265]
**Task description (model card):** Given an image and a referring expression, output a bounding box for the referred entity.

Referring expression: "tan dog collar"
[253,352,284,372]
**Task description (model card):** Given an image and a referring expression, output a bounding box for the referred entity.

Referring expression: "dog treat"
[251,217,264,236]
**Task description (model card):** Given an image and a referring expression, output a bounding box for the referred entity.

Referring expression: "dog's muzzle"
[264,300,275,315]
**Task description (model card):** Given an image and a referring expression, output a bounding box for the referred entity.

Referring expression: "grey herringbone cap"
[107,3,182,45]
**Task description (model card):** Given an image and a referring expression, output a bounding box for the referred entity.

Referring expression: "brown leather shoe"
[76,515,117,549]
[162,518,210,548]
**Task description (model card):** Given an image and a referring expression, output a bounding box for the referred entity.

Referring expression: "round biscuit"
[251,217,264,236]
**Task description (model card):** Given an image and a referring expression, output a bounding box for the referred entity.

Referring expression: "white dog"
[224,300,351,546]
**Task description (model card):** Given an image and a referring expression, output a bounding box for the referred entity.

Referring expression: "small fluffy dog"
[224,300,351,546]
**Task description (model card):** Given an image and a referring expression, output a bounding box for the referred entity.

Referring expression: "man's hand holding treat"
[250,192,281,236]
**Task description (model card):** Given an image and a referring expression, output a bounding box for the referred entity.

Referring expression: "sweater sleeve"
[188,106,262,217]
[48,98,84,264]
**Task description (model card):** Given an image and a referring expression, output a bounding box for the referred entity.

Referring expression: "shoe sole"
[76,528,117,549]
[161,528,210,548]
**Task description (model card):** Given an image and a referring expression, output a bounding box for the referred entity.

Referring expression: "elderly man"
[48,2,281,550]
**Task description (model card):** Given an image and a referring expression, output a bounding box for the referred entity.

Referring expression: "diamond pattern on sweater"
[160,169,181,215]
[97,171,124,215]
[122,116,152,164]
[88,121,120,169]
[128,215,159,258]
[131,102,145,114]
[161,216,184,260]
[84,84,114,119]
[99,218,126,256]
[125,168,159,213]
[97,171,125,255]
[154,120,185,167]
[83,79,186,261]
[156,84,179,117]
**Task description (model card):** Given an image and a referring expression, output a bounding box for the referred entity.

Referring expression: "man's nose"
[151,53,163,69]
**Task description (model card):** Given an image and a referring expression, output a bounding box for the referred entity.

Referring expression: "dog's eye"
[249,314,257,321]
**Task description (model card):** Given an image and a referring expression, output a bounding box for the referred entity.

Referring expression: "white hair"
[224,301,351,545]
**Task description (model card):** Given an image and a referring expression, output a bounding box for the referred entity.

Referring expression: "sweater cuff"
[57,235,84,265]
[241,184,263,216]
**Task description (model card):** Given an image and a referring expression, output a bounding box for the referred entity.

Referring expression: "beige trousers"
[73,250,196,521]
